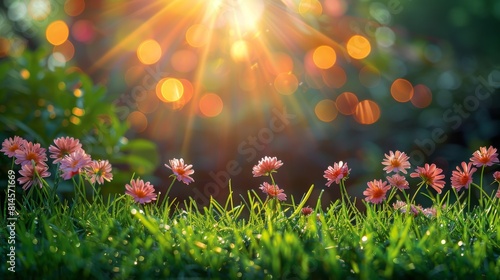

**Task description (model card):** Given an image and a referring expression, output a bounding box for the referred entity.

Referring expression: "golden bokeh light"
[315,99,338,122]
[230,40,250,62]
[336,92,359,115]
[46,20,69,46]
[354,100,380,125]
[274,73,299,95]
[411,84,433,108]
[299,0,323,16]
[313,45,336,69]
[72,107,85,117]
[127,111,148,133]
[390,78,414,102]
[73,88,82,98]
[156,78,184,103]
[69,116,81,125]
[172,79,194,110]
[199,93,223,117]
[137,39,162,65]
[20,69,30,80]
[346,35,371,59]
[186,24,210,48]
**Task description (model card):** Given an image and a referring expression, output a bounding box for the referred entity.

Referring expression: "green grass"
[1,178,499,279]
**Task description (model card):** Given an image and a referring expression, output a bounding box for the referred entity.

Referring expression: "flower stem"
[165,176,177,200]
[411,181,425,204]
[479,165,485,207]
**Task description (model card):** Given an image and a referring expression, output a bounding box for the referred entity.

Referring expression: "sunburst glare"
[40,0,436,156]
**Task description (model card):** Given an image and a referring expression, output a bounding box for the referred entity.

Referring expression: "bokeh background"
[1,0,499,208]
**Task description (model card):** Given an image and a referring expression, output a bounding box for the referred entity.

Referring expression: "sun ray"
[72,0,396,157]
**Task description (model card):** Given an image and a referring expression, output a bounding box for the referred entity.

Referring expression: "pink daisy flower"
[324,161,350,187]
[1,136,27,158]
[410,163,446,194]
[60,149,92,180]
[363,179,391,204]
[392,200,420,216]
[259,182,287,201]
[125,178,157,204]
[252,156,283,177]
[86,160,113,185]
[381,150,411,174]
[18,164,51,190]
[49,136,83,164]
[301,206,314,216]
[470,146,499,167]
[450,162,477,192]
[493,171,500,183]
[422,207,437,218]
[165,158,195,185]
[14,141,48,167]
[386,174,409,190]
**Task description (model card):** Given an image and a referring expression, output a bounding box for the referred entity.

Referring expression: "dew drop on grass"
[32,238,38,245]
[123,240,128,245]
[50,246,58,253]
[75,243,80,248]
[441,239,446,245]
[458,241,464,246]
[361,236,368,242]
[131,209,137,215]
[108,237,113,242]
[112,267,119,273]
[138,256,145,262]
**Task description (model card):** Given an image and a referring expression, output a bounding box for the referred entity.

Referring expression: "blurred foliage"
[0,48,159,195]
